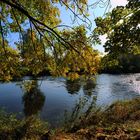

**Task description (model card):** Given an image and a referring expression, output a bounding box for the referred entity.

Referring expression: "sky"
[59,0,128,53]
[8,0,128,53]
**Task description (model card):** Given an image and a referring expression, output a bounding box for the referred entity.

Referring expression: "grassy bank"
[52,98,140,140]
[0,98,140,140]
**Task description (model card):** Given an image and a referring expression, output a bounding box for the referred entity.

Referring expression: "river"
[0,74,140,127]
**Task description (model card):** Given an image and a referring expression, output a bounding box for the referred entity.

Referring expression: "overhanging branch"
[0,0,80,54]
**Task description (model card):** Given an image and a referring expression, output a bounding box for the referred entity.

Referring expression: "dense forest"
[0,0,140,139]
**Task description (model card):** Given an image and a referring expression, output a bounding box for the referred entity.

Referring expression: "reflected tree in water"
[83,78,96,96]
[21,80,45,117]
[65,79,81,94]
[14,80,48,139]
[65,78,96,96]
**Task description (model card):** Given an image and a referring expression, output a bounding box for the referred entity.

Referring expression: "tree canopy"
[94,0,140,55]
[0,0,108,81]
[2,0,139,79]
[93,0,140,73]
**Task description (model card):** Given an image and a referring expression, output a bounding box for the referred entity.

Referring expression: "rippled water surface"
[0,74,140,126]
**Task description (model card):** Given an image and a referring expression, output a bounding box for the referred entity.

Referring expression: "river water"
[0,74,140,127]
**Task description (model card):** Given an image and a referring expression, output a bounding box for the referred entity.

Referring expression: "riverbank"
[51,98,140,140]
[0,98,140,140]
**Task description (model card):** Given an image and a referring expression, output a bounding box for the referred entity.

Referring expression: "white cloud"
[110,0,128,8]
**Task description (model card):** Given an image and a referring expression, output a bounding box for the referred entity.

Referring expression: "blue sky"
[7,0,128,53]
[59,0,128,53]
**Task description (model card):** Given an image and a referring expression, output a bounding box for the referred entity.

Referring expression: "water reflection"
[21,80,45,117]
[65,78,96,96]
[65,79,81,94]
[83,79,96,96]
[13,80,48,139]
[0,74,140,127]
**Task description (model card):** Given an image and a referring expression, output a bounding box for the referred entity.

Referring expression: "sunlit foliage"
[50,26,101,79]
[0,0,103,81]
[0,39,21,81]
